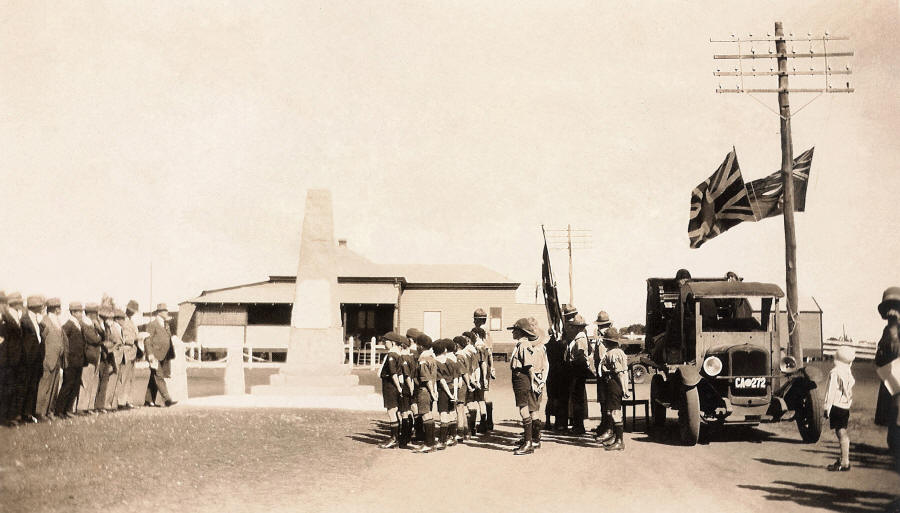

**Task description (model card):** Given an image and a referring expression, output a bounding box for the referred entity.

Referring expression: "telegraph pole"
[546,226,593,306]
[712,22,853,361]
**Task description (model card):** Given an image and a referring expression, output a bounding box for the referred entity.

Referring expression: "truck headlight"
[703,356,723,377]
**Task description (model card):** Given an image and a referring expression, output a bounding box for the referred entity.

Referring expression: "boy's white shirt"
[824,361,855,411]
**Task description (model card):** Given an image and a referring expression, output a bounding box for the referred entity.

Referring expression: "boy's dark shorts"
[604,375,624,411]
[471,388,485,402]
[456,387,468,405]
[398,393,411,411]
[829,405,850,430]
[415,386,433,413]
[437,388,453,413]
[512,370,531,408]
[382,380,400,410]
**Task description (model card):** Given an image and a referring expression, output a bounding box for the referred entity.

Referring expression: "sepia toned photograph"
[1,1,899,512]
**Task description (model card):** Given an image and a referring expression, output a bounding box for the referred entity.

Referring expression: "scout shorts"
[437,388,453,413]
[512,370,531,409]
[829,405,850,430]
[398,393,411,412]
[471,387,485,402]
[415,385,432,413]
[604,375,624,412]
[382,379,400,410]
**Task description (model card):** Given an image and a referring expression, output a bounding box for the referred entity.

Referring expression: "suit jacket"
[119,318,138,361]
[104,321,125,365]
[21,311,44,366]
[40,315,68,371]
[82,318,103,366]
[62,318,86,368]
[0,309,23,367]
[145,316,173,361]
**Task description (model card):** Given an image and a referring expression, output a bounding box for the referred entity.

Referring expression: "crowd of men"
[0,292,177,427]
[376,307,629,455]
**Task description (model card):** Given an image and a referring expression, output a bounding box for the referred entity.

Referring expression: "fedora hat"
[878,287,900,319]
[567,314,588,327]
[26,295,45,309]
[154,303,168,313]
[126,300,139,313]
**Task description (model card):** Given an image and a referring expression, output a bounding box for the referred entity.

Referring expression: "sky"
[1,1,898,340]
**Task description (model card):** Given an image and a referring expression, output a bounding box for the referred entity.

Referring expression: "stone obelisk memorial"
[249,189,381,410]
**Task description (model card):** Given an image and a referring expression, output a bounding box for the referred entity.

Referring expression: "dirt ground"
[1,363,898,513]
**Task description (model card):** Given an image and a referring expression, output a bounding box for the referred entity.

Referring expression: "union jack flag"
[745,147,814,220]
[688,149,756,249]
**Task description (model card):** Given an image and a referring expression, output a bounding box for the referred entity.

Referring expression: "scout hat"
[834,345,856,365]
[473,308,487,319]
[603,327,622,346]
[85,302,99,314]
[26,295,45,310]
[7,292,22,306]
[567,314,588,327]
[69,301,84,312]
[562,304,579,320]
[594,311,611,327]
[878,286,900,319]
[46,297,61,309]
[126,300,139,313]
[383,331,406,345]
[507,317,537,339]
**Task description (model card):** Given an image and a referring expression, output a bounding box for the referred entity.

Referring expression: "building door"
[423,311,441,340]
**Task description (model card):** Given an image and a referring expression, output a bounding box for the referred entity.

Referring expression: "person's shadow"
[737,480,898,513]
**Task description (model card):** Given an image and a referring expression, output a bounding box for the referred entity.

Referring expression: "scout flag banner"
[745,147,815,220]
[541,229,564,340]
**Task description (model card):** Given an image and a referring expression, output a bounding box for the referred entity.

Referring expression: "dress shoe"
[594,429,615,443]
[125,403,136,409]
[164,400,178,407]
[826,461,851,472]
[533,440,542,449]
[571,426,586,435]
[414,444,434,454]
[378,438,399,449]
[514,442,534,455]
[25,415,38,423]
[604,439,624,451]
[445,437,457,447]
[117,405,128,411]
[143,401,155,407]
[435,441,446,451]
[5,419,20,427]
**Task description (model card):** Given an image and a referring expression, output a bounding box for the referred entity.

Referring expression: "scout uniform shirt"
[510,339,536,371]
[399,349,418,395]
[601,346,627,377]
[418,350,438,386]
[380,347,402,384]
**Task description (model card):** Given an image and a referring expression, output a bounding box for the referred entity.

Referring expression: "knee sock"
[439,424,447,443]
[485,401,494,429]
[389,421,400,441]
[614,422,624,442]
[414,415,424,442]
[523,417,533,443]
[450,421,458,440]
[399,417,411,446]
[532,419,542,443]
[424,419,435,447]
[469,410,477,435]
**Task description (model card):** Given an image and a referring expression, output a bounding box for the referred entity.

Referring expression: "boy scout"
[444,339,460,446]
[452,336,472,441]
[398,337,420,450]
[462,332,481,437]
[414,334,438,453]
[378,332,405,449]
[433,338,455,450]
[508,317,544,455]
[472,311,494,432]
[598,332,630,451]
[592,311,612,437]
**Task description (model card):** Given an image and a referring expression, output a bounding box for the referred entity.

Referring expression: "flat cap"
[69,301,84,311]
[6,292,22,305]
[415,333,433,346]
[405,328,421,340]
[382,331,406,345]
[84,302,99,313]
[27,295,45,309]
[46,297,61,309]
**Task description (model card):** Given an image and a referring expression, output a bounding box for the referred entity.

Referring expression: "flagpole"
[775,21,802,361]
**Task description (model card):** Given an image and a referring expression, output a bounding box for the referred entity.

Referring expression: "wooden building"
[177,241,545,359]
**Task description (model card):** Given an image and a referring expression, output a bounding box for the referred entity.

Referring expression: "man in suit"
[116,302,140,409]
[1,292,25,425]
[77,303,104,414]
[20,295,46,423]
[36,298,67,419]
[56,302,86,417]
[144,303,176,407]
[95,307,123,412]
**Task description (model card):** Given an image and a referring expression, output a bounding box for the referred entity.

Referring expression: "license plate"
[734,377,767,389]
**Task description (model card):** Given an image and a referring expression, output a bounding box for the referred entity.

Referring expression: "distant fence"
[822,339,877,360]
[184,337,386,370]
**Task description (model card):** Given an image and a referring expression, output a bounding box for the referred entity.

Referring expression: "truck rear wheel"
[796,387,823,443]
[650,374,666,428]
[679,387,700,446]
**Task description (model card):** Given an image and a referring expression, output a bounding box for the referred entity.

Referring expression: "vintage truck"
[645,276,823,446]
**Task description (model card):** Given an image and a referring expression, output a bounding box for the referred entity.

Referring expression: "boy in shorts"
[508,317,542,455]
[378,332,405,449]
[598,334,629,451]
[414,334,438,453]
[824,345,856,471]
[434,339,455,450]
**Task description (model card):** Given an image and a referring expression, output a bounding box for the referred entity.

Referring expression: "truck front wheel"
[796,387,823,443]
[679,387,700,446]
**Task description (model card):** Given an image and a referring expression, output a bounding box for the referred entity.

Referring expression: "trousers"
[145,368,171,404]
[116,360,135,406]
[56,366,83,415]
[78,363,100,411]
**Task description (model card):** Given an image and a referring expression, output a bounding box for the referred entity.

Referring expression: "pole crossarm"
[714,51,853,59]
[710,36,849,43]
[714,70,851,77]
[716,87,854,93]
